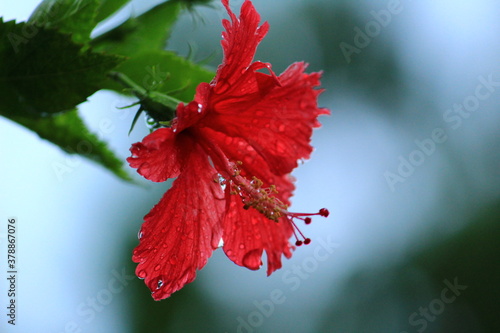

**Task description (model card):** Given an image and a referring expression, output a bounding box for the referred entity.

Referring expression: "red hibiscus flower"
[128,0,329,300]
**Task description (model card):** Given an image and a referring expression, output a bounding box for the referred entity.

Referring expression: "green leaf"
[102,50,215,103]
[91,1,182,56]
[28,0,100,44]
[4,109,132,182]
[95,0,131,23]
[0,19,123,116]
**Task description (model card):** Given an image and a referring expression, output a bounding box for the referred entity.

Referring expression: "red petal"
[206,62,329,175]
[132,145,225,300]
[174,83,211,132]
[214,0,269,94]
[203,127,296,204]
[127,128,185,182]
[222,194,294,276]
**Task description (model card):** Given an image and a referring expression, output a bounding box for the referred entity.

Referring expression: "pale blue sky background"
[1,0,499,332]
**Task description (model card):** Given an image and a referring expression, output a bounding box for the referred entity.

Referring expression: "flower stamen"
[223,162,329,246]
[285,208,329,246]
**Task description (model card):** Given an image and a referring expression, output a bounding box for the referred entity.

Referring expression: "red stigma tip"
[304,217,312,224]
[304,238,311,245]
[295,240,303,246]
[319,208,329,217]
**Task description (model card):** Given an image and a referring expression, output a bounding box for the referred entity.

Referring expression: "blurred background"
[1,0,499,332]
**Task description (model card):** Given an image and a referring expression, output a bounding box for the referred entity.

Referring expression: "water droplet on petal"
[278,124,285,132]
[217,238,224,248]
[197,103,203,113]
[242,249,262,270]
[157,279,163,289]
[138,231,143,239]
[137,270,147,279]
[239,243,245,249]
[226,250,233,256]
[154,264,161,271]
[169,257,177,265]
[300,100,310,109]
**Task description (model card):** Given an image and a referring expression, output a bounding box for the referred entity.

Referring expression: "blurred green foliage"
[0,0,215,182]
[318,199,500,332]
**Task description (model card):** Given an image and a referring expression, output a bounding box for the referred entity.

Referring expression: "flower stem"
[108,71,184,130]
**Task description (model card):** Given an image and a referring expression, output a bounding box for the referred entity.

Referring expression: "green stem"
[108,71,182,111]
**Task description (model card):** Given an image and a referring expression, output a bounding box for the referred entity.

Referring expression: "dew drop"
[145,116,157,128]
[217,238,224,248]
[197,103,203,113]
[154,264,161,271]
[157,280,163,289]
[239,243,245,249]
[226,250,233,256]
[176,226,182,232]
[137,270,147,279]
[138,231,143,239]
[242,249,262,270]
[169,257,177,265]
[278,124,286,132]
